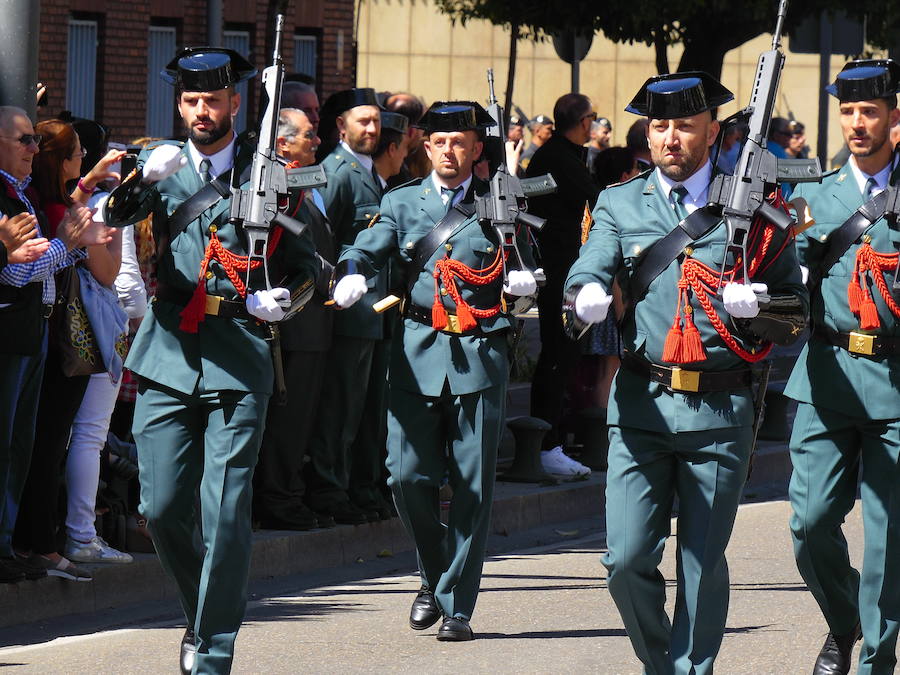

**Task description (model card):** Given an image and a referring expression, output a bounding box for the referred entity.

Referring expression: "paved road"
[1,497,871,674]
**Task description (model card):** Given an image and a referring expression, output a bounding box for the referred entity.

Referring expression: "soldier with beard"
[104,48,318,674]
[305,88,395,525]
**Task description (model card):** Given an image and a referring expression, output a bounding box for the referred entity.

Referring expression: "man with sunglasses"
[0,106,104,584]
[525,93,600,478]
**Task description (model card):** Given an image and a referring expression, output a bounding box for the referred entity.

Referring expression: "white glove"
[91,195,108,223]
[799,265,809,285]
[141,145,187,184]
[503,270,537,296]
[246,287,290,322]
[722,282,768,318]
[333,274,367,308]
[574,282,613,324]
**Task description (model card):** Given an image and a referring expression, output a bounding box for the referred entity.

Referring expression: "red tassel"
[662,322,683,363]
[456,302,477,331]
[859,295,880,330]
[179,282,208,333]
[680,313,706,363]
[848,276,863,314]
[431,299,448,330]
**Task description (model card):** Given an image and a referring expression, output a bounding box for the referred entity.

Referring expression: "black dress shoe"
[314,513,336,528]
[813,622,861,675]
[436,616,474,641]
[257,505,318,531]
[0,558,25,584]
[409,587,441,630]
[327,501,369,525]
[180,627,196,675]
[6,556,46,581]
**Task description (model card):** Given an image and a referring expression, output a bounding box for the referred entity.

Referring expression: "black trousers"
[13,345,90,555]
[529,253,581,451]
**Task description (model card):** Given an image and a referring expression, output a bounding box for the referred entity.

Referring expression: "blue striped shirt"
[0,171,86,304]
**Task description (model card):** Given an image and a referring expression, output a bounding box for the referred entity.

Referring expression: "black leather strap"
[405,302,489,336]
[630,206,722,301]
[167,170,234,239]
[815,327,900,357]
[621,352,752,392]
[821,189,889,273]
[155,285,252,321]
[404,201,476,297]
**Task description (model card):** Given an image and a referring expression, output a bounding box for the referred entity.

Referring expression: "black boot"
[813,622,861,675]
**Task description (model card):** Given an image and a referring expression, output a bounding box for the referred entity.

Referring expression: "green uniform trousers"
[134,380,267,675]
[306,334,388,510]
[789,402,900,674]
[602,424,752,675]
[387,381,506,620]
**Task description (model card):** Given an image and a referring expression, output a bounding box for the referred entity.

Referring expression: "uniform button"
[683,246,694,256]
[820,234,827,242]
[486,246,494,253]
[862,234,872,243]
[209,224,218,233]
[445,243,453,251]
[633,245,642,255]
[440,288,448,296]
[405,241,414,249]
[205,271,214,280]
[365,213,371,219]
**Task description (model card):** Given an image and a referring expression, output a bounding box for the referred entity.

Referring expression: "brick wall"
[36,0,355,144]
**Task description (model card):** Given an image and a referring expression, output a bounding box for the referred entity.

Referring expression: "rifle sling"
[630,206,722,301]
[166,162,254,240]
[820,189,889,273]
[406,201,476,297]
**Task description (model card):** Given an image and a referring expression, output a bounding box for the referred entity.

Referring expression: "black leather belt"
[816,328,900,357]
[405,303,489,337]
[622,352,753,393]
[155,285,252,321]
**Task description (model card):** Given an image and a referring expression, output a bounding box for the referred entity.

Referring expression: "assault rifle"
[476,68,552,289]
[228,13,328,309]
[706,0,821,291]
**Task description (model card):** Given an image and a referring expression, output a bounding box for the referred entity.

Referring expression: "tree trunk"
[504,21,518,127]
[654,30,669,75]
[678,38,727,80]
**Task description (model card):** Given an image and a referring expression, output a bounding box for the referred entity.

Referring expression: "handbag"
[51,265,105,377]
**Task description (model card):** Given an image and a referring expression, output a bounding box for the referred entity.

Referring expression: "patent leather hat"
[826,59,900,101]
[161,47,257,91]
[626,71,734,118]
[416,101,496,133]
[321,88,381,116]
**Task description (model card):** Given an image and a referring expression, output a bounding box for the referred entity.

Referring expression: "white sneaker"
[541,446,591,477]
[65,536,134,564]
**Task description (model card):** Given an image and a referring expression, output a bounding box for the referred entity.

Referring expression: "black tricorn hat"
[826,59,900,101]
[508,114,525,127]
[161,47,257,90]
[321,88,381,116]
[415,101,496,134]
[380,111,409,134]
[626,71,734,118]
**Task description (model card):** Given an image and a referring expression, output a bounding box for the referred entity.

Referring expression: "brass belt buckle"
[445,313,461,334]
[848,331,875,356]
[205,294,223,316]
[670,366,700,392]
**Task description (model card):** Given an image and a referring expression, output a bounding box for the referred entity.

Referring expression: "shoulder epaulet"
[144,139,184,152]
[386,177,423,195]
[604,168,651,191]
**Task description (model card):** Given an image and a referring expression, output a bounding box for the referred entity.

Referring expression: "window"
[147,26,177,137]
[293,35,317,79]
[67,19,98,118]
[223,30,251,133]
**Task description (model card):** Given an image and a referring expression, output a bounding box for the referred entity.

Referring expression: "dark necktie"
[670,185,689,221]
[199,158,212,184]
[441,186,462,213]
[864,176,877,200]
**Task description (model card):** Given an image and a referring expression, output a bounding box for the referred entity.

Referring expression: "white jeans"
[65,372,122,542]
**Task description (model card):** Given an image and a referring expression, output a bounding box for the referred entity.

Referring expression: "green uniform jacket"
[784,167,900,419]
[106,138,318,395]
[320,146,386,340]
[339,177,533,397]
[566,169,808,433]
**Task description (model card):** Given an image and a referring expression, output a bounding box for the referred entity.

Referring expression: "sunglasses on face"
[1,134,42,147]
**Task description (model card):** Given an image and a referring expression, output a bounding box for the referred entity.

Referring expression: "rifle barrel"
[771,0,788,50]
[273,14,285,65]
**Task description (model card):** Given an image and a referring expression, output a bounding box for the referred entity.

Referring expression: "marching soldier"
[784,60,900,675]
[305,88,394,524]
[564,73,807,673]
[331,101,537,640]
[105,49,317,674]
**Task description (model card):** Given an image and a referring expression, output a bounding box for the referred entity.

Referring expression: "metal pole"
[816,12,832,166]
[572,60,580,94]
[0,0,40,119]
[207,0,223,47]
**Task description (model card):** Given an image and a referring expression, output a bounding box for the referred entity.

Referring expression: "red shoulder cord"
[661,189,793,365]
[431,248,505,332]
[178,182,305,333]
[848,240,900,330]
